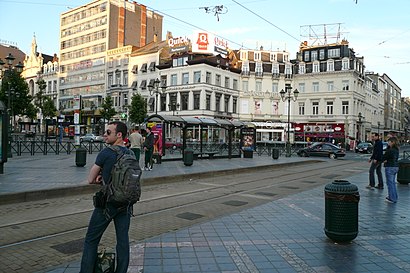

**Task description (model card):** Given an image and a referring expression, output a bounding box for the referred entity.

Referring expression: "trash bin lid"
[325,180,358,194]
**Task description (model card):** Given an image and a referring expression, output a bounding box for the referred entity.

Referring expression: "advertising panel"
[192,31,228,57]
[240,127,256,151]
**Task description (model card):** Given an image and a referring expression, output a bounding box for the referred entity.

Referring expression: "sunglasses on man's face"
[105,129,113,136]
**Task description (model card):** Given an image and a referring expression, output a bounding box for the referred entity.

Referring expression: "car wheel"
[80,138,83,142]
[301,151,308,157]
[90,139,94,143]
[329,153,336,159]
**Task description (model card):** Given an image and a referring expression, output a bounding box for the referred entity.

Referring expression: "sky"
[0,0,409,97]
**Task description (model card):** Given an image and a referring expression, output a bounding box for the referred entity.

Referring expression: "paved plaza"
[1,152,410,273]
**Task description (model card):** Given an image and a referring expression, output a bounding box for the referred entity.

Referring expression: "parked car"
[80,133,104,142]
[297,142,346,159]
[355,142,373,154]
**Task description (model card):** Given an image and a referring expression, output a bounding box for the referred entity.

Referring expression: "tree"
[128,93,147,126]
[34,78,57,119]
[0,70,32,119]
[99,96,116,123]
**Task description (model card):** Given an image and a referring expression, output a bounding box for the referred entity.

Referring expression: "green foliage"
[25,103,37,120]
[99,96,116,122]
[128,93,147,125]
[0,70,32,117]
[42,97,57,118]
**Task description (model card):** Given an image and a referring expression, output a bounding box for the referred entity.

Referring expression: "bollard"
[75,146,87,167]
[324,180,360,243]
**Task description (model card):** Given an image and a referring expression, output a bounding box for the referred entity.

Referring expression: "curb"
[0,160,320,205]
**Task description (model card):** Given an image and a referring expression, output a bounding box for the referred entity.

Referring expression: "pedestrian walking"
[383,137,400,203]
[79,121,133,273]
[367,133,384,189]
[129,127,144,162]
[143,126,154,171]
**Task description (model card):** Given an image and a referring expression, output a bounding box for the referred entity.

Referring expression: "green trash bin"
[397,159,410,184]
[75,146,87,167]
[183,149,193,166]
[272,148,279,159]
[324,180,360,243]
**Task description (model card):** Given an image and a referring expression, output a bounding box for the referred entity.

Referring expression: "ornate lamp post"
[148,78,166,115]
[90,103,97,134]
[357,112,363,142]
[377,121,380,136]
[168,102,180,116]
[0,53,24,158]
[279,84,299,157]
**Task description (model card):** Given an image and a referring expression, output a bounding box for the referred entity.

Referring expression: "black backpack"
[106,146,142,206]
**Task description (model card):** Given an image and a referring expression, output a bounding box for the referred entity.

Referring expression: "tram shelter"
[145,114,245,160]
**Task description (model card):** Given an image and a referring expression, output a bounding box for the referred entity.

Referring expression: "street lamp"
[279,84,299,157]
[357,112,363,142]
[377,121,380,136]
[148,78,166,115]
[168,102,180,116]
[0,53,24,158]
[90,103,97,134]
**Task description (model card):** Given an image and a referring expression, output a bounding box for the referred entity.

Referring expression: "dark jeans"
[369,160,383,187]
[130,148,141,162]
[79,203,131,273]
[144,147,153,169]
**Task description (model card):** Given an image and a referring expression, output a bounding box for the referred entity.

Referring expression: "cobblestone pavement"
[3,152,410,273]
[46,166,410,272]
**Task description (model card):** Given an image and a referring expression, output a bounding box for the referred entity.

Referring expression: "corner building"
[58,0,162,123]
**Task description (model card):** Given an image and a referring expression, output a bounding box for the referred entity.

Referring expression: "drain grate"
[255,192,277,197]
[222,200,248,207]
[51,238,84,255]
[176,212,204,221]
[279,186,299,189]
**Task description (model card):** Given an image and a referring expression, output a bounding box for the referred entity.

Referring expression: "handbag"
[94,249,115,273]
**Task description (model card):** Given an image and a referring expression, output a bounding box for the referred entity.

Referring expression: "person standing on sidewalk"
[80,121,132,273]
[143,126,154,171]
[367,133,384,189]
[129,127,143,162]
[383,137,400,203]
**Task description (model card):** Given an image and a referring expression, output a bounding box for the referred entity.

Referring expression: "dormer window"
[272,63,279,75]
[240,50,248,60]
[313,61,320,73]
[270,53,276,62]
[285,63,292,76]
[327,59,334,72]
[254,52,261,61]
[299,63,305,74]
[342,58,350,70]
[255,62,263,76]
[304,51,310,62]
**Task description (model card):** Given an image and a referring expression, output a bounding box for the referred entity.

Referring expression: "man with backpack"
[80,121,141,273]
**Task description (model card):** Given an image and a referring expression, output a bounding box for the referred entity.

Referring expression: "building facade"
[58,0,163,123]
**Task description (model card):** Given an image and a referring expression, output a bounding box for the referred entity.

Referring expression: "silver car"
[80,133,104,142]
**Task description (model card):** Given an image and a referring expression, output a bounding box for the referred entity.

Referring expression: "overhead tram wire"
[229,0,355,94]
[144,4,251,51]
[230,0,300,43]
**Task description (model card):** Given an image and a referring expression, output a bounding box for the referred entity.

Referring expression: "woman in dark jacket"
[383,137,399,203]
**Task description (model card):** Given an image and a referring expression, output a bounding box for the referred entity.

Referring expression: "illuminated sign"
[168,36,190,53]
[192,31,228,56]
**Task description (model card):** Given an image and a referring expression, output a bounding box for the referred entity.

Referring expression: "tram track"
[0,159,369,273]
